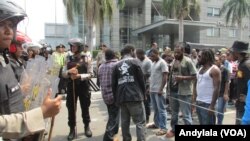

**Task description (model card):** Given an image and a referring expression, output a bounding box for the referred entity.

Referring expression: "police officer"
[230,41,250,125]
[9,31,30,82]
[39,43,53,60]
[62,38,93,140]
[0,0,25,137]
[0,1,41,141]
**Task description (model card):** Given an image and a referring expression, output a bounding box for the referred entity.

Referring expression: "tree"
[63,0,125,49]
[162,0,200,42]
[221,0,250,40]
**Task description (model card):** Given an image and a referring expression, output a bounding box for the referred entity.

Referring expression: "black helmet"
[0,0,27,44]
[68,38,84,47]
[0,0,27,25]
[40,44,52,56]
[68,38,84,52]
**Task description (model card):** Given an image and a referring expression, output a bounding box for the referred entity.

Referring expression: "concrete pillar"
[144,0,152,25]
[111,3,120,51]
[102,18,111,46]
[142,33,151,50]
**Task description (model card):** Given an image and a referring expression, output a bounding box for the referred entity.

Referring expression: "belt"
[196,101,210,105]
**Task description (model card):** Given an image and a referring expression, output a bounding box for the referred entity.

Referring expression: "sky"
[15,0,67,42]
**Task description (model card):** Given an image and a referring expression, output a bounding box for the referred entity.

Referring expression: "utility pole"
[55,0,57,37]
[24,0,27,34]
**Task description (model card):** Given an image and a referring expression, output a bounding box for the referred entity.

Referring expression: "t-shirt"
[150,58,168,93]
[137,57,152,85]
[224,60,233,74]
[96,51,106,67]
[219,66,230,97]
[177,56,197,95]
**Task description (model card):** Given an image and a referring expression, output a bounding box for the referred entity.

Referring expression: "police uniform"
[0,0,43,140]
[9,57,25,82]
[0,55,24,115]
[0,54,26,141]
[62,38,93,140]
[66,54,91,129]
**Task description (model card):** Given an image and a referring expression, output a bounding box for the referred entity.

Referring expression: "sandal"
[165,130,175,138]
[155,129,167,136]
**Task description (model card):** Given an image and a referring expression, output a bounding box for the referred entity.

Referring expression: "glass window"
[213,8,220,16]
[207,7,220,17]
[207,7,213,16]
[45,24,67,37]
[206,27,220,37]
[45,25,55,35]
[120,28,130,44]
[206,28,213,36]
[214,28,220,36]
[229,29,237,37]
[120,8,129,17]
[138,8,143,15]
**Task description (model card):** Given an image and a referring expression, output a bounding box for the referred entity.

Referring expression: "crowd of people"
[0,0,250,141]
[97,40,250,141]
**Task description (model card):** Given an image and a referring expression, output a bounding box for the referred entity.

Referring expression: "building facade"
[130,0,249,50]
[45,0,250,52]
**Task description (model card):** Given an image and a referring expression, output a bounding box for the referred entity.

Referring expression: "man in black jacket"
[230,41,250,125]
[112,44,146,141]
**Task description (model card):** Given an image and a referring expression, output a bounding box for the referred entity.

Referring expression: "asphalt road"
[45,89,236,141]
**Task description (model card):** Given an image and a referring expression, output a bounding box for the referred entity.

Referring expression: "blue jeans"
[120,101,146,141]
[196,101,216,125]
[170,91,192,132]
[150,93,168,130]
[216,96,227,125]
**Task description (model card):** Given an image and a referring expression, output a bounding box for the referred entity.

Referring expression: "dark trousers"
[103,103,120,141]
[120,102,146,141]
[58,67,68,94]
[229,79,237,100]
[58,77,68,94]
[235,101,245,125]
[144,94,151,122]
[66,81,91,128]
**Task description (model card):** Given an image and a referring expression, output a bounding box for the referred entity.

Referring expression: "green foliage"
[162,0,200,19]
[92,50,100,59]
[221,0,250,26]
[64,0,125,26]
